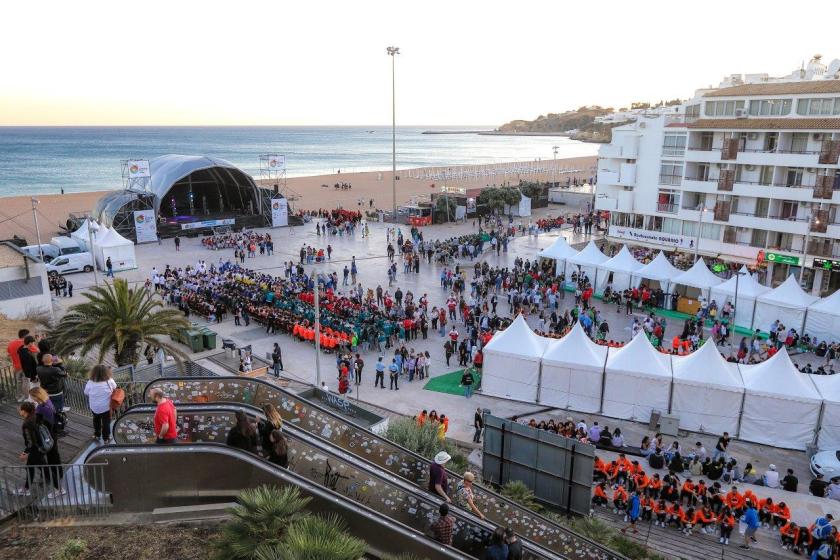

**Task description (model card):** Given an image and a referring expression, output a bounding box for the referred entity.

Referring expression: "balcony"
[657,203,678,214]
[820,140,840,165]
[718,170,735,191]
[721,138,740,160]
[713,201,731,222]
[597,170,619,185]
[814,175,835,200]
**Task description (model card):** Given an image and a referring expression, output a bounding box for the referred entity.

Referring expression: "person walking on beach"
[151,388,178,444]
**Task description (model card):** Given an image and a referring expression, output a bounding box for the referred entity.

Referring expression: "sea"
[0,126,598,196]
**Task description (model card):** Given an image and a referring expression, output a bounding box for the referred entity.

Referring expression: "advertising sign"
[133,210,158,243]
[608,225,694,249]
[271,198,288,227]
[126,160,151,179]
[181,218,235,231]
[765,251,800,266]
[267,155,286,172]
[813,258,840,271]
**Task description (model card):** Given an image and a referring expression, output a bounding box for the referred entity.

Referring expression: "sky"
[0,0,837,126]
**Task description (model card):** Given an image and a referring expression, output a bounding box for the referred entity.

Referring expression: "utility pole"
[387,46,400,220]
[314,275,321,387]
[31,198,44,263]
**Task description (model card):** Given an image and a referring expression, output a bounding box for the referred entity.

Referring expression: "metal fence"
[482,415,595,517]
[0,462,110,521]
[0,365,16,401]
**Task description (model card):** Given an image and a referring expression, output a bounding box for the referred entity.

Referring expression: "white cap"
[769,464,776,470]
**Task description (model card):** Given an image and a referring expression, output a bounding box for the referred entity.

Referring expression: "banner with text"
[609,225,694,249]
[126,160,151,179]
[181,218,235,231]
[271,198,289,227]
[133,210,157,243]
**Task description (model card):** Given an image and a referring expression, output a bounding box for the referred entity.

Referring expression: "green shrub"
[384,417,468,473]
[53,538,87,560]
[265,514,366,560]
[607,534,651,559]
[499,480,542,512]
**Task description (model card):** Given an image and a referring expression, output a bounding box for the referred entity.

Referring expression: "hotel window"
[796,97,840,116]
[662,218,683,235]
[662,134,687,157]
[656,189,680,213]
[748,99,792,116]
[704,100,745,117]
[685,104,701,119]
[701,223,721,240]
[659,162,684,186]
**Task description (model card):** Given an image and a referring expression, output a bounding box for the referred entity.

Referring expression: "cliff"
[496,106,626,143]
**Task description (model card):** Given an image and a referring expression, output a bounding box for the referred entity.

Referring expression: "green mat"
[424,369,481,396]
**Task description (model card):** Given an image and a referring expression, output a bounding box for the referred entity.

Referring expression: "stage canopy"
[635,252,680,288]
[599,246,643,292]
[602,333,672,421]
[804,289,840,345]
[709,266,771,329]
[93,226,136,272]
[671,259,723,294]
[539,322,608,412]
[738,347,822,450]
[671,341,744,434]
[753,275,819,334]
[538,236,578,276]
[481,315,549,402]
[566,241,609,291]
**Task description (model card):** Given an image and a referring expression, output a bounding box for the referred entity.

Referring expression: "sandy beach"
[0,155,596,241]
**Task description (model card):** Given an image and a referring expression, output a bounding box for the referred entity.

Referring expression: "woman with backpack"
[17,401,64,498]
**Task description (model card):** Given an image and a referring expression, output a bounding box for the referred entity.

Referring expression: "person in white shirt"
[763,464,780,488]
[827,479,840,501]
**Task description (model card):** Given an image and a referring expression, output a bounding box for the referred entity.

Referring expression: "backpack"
[54,410,67,433]
[36,424,55,455]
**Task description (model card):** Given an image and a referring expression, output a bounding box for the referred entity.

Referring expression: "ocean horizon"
[0,126,598,196]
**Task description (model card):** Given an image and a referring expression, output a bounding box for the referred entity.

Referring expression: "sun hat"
[434,451,451,465]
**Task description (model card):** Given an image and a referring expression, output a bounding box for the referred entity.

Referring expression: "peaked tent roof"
[811,373,840,403]
[605,332,671,379]
[538,236,579,261]
[601,245,644,274]
[711,269,771,299]
[808,287,840,316]
[567,241,609,267]
[672,259,723,290]
[636,252,680,282]
[542,321,608,368]
[672,341,743,390]
[96,226,134,247]
[483,314,548,359]
[739,347,821,403]
[756,274,819,309]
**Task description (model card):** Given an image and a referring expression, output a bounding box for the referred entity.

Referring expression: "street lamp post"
[386,46,400,221]
[800,212,820,284]
[30,198,44,263]
[733,268,747,328]
[314,274,321,388]
[87,221,100,286]
[693,205,708,263]
[552,145,559,187]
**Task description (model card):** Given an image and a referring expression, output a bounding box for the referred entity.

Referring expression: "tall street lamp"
[87,220,100,286]
[386,46,400,220]
[693,205,708,263]
[552,145,559,186]
[30,198,44,262]
[800,212,821,284]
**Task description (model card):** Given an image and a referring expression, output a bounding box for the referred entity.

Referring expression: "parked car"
[46,253,94,275]
[810,449,840,477]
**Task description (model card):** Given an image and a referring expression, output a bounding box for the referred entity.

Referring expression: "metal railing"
[0,365,16,401]
[0,463,110,521]
[63,377,146,418]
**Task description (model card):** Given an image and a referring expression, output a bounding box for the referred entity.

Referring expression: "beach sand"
[0,156,596,241]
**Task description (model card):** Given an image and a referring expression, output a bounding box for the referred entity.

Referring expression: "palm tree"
[49,278,189,366]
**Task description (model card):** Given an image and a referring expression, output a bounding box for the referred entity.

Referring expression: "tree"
[49,278,189,366]
[434,195,457,222]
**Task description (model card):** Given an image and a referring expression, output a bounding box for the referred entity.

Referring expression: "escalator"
[112,403,561,560]
[144,377,621,560]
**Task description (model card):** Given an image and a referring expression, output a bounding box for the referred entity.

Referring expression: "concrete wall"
[0,261,52,319]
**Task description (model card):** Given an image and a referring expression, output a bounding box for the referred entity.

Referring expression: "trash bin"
[202,330,217,350]
[187,330,204,353]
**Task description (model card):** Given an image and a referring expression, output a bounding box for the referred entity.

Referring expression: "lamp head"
[386,46,400,56]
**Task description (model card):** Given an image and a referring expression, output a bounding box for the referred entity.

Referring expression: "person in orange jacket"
[667,502,687,530]
[717,506,736,545]
[680,478,696,507]
[724,486,744,513]
[692,505,716,535]
[772,501,791,530]
[653,499,668,526]
[780,520,799,551]
[593,456,609,482]
[592,482,609,507]
[640,495,654,522]
[417,409,427,427]
[758,496,776,527]
[647,473,662,499]
[694,480,707,506]
[634,470,650,495]
[612,485,628,513]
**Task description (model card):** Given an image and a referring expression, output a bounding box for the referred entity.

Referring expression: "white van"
[46,253,94,275]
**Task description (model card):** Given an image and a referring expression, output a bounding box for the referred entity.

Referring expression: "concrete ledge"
[152,502,236,522]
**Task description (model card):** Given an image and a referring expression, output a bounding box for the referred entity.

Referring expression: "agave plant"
[49,278,189,366]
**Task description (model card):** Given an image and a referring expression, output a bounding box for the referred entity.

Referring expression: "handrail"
[143,376,623,560]
[84,443,464,560]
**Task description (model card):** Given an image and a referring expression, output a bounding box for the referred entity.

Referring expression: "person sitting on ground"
[639,435,654,457]
[810,473,829,497]
[717,506,735,545]
[611,428,625,448]
[739,462,759,485]
[763,464,780,488]
[668,452,685,473]
[781,468,798,492]
[592,482,609,508]
[648,447,665,470]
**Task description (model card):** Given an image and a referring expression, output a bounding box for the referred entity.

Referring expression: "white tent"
[753,275,818,334]
[709,266,771,329]
[566,241,609,292]
[94,227,137,272]
[738,347,822,450]
[804,290,840,345]
[671,341,744,434]
[635,252,680,291]
[538,236,578,277]
[671,259,723,297]
[482,315,548,402]
[540,322,608,412]
[70,219,103,251]
[602,333,672,421]
[600,246,643,293]
[811,375,840,449]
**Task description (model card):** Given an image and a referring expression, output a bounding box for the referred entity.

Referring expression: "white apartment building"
[596,56,840,295]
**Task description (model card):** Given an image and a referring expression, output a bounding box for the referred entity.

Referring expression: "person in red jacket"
[717,506,736,545]
[647,473,662,499]
[780,521,799,551]
[667,502,687,530]
[653,499,668,527]
[592,482,608,508]
[612,485,628,513]
[758,497,776,527]
[724,486,744,513]
[772,501,791,530]
[680,478,696,507]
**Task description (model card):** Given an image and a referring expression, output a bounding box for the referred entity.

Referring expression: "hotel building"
[596,56,840,295]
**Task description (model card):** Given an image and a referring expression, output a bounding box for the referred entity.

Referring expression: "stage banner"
[268,155,286,172]
[181,218,235,231]
[271,198,289,227]
[608,225,694,249]
[126,160,151,179]
[133,210,157,243]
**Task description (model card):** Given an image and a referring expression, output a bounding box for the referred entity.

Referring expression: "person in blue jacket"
[740,500,760,550]
[621,490,641,534]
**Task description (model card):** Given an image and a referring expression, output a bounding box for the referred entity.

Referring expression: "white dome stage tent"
[602,333,672,421]
[753,275,818,334]
[670,258,723,299]
[566,241,609,293]
[738,347,822,451]
[481,315,549,402]
[670,341,744,434]
[804,289,840,345]
[93,226,137,272]
[599,246,643,293]
[811,374,840,449]
[635,252,680,292]
[537,236,578,277]
[539,322,608,412]
[709,266,771,330]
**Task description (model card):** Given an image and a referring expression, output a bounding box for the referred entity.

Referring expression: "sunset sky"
[0,0,836,126]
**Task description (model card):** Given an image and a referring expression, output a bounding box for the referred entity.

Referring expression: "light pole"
[314,274,321,388]
[693,205,708,263]
[30,198,44,263]
[387,46,400,221]
[87,220,100,286]
[552,145,559,187]
[733,268,748,328]
[800,212,820,284]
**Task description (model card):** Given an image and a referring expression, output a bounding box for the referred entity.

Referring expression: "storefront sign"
[608,225,694,249]
[814,258,840,272]
[765,252,800,266]
[271,198,288,227]
[181,218,235,231]
[133,210,157,243]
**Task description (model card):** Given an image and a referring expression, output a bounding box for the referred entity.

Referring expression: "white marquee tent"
[94,227,137,272]
[671,259,723,297]
[753,275,818,334]
[537,236,579,277]
[738,347,822,450]
[70,219,104,251]
[710,266,771,329]
[566,241,609,292]
[671,341,744,434]
[481,315,549,402]
[602,333,672,421]
[539,322,608,412]
[804,289,840,345]
[811,374,840,449]
[600,246,643,292]
[635,252,680,291]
